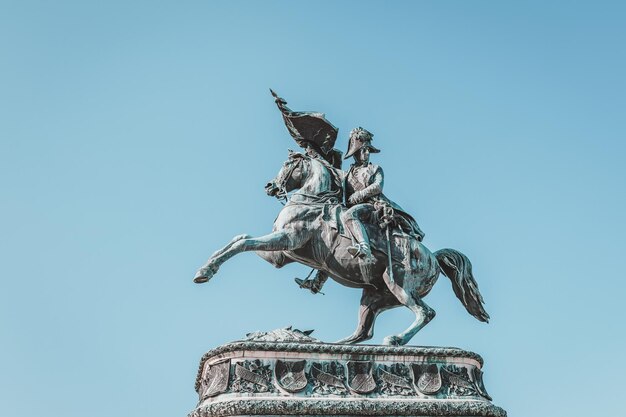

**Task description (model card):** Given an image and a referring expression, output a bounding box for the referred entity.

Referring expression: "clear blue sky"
[1,1,625,416]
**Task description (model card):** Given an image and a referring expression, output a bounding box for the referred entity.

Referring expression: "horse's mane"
[303,154,343,192]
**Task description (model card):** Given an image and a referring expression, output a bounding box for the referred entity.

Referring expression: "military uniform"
[340,127,424,261]
[343,162,424,241]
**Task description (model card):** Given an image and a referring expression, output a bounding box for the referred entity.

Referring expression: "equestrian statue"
[193,90,489,346]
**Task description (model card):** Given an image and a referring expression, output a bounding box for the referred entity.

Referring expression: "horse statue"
[193,151,489,346]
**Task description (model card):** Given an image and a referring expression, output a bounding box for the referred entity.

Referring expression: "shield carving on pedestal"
[274,360,307,392]
[200,359,230,400]
[347,361,376,394]
[310,362,348,394]
[411,364,442,395]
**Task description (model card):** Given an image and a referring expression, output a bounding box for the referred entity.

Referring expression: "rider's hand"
[348,192,363,205]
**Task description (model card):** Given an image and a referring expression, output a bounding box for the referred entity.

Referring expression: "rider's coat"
[343,163,425,241]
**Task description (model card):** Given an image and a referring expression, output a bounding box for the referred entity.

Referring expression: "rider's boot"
[295,271,328,295]
[344,219,374,263]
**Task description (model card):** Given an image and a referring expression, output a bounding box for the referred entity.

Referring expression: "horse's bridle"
[272,154,342,206]
[274,156,305,203]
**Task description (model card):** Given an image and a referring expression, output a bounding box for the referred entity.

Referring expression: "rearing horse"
[194,152,489,345]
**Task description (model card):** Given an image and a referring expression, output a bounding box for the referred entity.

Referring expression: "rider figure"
[296,127,425,293]
[344,127,424,244]
[341,127,382,261]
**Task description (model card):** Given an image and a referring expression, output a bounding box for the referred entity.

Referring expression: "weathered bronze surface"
[189,330,507,417]
[194,91,490,346]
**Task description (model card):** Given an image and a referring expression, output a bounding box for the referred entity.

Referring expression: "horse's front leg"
[194,230,306,283]
[193,234,250,283]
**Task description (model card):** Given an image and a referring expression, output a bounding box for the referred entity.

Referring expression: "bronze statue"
[193,91,489,346]
[296,127,425,294]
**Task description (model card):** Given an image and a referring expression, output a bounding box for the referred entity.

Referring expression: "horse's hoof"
[383,335,404,346]
[335,336,357,345]
[335,332,372,345]
[193,266,215,284]
[193,275,209,284]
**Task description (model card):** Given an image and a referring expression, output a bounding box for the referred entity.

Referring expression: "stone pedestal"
[188,330,506,417]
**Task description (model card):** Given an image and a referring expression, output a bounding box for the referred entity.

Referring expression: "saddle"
[321,204,419,268]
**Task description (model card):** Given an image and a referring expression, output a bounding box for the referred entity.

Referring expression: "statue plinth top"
[189,328,505,417]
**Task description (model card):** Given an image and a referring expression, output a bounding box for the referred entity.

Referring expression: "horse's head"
[265,151,308,198]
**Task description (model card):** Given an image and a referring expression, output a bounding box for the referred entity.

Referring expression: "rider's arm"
[350,167,384,203]
[361,166,384,198]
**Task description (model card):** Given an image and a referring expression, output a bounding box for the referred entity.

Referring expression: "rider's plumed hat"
[344,127,380,159]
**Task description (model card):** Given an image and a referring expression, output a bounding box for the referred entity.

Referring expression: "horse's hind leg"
[337,288,400,344]
[383,295,435,346]
[382,271,436,346]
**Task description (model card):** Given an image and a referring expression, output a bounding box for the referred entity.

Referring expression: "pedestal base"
[188,329,506,417]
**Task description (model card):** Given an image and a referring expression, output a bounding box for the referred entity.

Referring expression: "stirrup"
[294,277,324,295]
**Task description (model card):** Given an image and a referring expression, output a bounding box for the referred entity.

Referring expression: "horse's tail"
[434,248,490,323]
